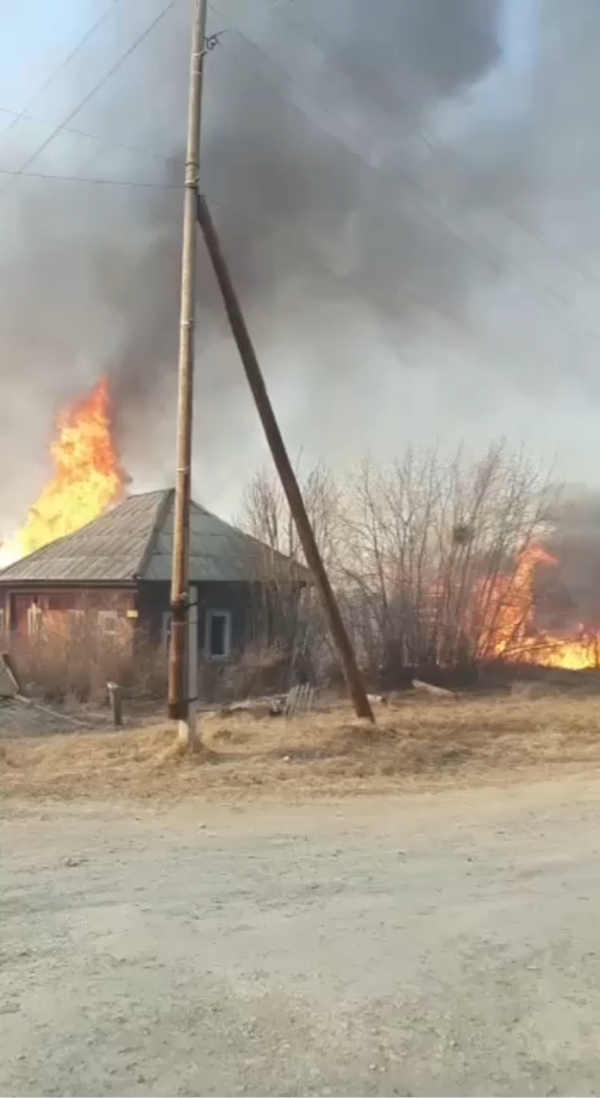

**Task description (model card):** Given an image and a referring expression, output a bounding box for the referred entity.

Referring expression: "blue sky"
[0,0,102,114]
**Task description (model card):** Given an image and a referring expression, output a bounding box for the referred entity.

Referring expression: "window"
[27,602,43,637]
[204,609,231,661]
[98,611,119,639]
[66,609,84,637]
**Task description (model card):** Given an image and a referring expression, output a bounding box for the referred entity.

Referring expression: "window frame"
[98,610,119,639]
[204,608,232,661]
[26,602,43,637]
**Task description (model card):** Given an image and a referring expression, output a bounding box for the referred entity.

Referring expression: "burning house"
[0,489,307,661]
[0,377,307,670]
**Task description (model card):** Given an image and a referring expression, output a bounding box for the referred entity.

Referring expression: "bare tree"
[241,461,342,567]
[336,443,553,680]
[239,443,555,689]
[238,461,343,684]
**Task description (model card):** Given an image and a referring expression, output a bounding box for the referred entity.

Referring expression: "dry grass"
[2,692,600,802]
[9,628,168,705]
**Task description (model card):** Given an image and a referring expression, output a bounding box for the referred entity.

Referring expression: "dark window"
[206,610,230,659]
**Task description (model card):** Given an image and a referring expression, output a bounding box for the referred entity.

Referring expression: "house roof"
[0,490,309,586]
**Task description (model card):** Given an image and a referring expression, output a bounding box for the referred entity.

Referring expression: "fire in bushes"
[0,376,598,672]
[477,544,600,671]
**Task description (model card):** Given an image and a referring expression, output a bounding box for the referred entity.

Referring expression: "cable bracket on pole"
[201,29,227,59]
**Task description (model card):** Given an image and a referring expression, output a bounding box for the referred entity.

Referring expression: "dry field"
[2,691,600,800]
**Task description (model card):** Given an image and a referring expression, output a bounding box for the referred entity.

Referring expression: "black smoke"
[0,0,598,521]
[541,489,600,630]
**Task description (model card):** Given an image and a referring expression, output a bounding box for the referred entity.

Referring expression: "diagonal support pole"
[196,192,374,723]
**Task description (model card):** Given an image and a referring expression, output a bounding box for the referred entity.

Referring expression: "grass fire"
[478,544,600,671]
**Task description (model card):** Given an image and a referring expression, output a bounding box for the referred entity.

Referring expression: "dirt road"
[2,778,600,1096]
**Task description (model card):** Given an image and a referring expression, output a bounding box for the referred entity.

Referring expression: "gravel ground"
[2,778,600,1096]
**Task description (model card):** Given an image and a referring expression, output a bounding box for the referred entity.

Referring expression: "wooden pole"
[107,681,123,727]
[168,0,207,748]
[196,193,374,722]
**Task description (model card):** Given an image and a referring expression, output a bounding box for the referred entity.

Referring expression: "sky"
[1,0,600,529]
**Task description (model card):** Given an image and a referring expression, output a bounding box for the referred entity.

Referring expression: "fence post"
[107,681,123,727]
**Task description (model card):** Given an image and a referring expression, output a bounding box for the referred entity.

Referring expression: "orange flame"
[0,377,128,566]
[481,544,600,670]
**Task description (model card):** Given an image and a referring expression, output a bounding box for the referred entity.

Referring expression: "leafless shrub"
[239,461,342,682]
[9,623,168,705]
[204,641,293,703]
[128,630,169,700]
[241,461,342,568]
[340,443,554,678]
[239,444,555,687]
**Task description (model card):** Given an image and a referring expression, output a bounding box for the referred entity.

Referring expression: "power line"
[209,3,600,375]
[1,0,592,344]
[0,0,121,145]
[0,156,468,341]
[278,0,600,291]
[4,0,600,379]
[0,105,184,170]
[276,0,600,342]
[0,0,583,379]
[0,0,549,313]
[0,0,177,200]
[0,167,182,189]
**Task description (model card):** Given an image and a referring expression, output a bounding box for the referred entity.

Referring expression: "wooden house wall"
[1,587,136,649]
[0,579,302,660]
[136,580,260,654]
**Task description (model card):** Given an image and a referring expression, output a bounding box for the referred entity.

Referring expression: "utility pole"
[168,0,208,747]
[196,194,375,722]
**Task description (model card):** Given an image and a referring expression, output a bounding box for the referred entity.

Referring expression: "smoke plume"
[0,0,599,525]
[541,488,600,630]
